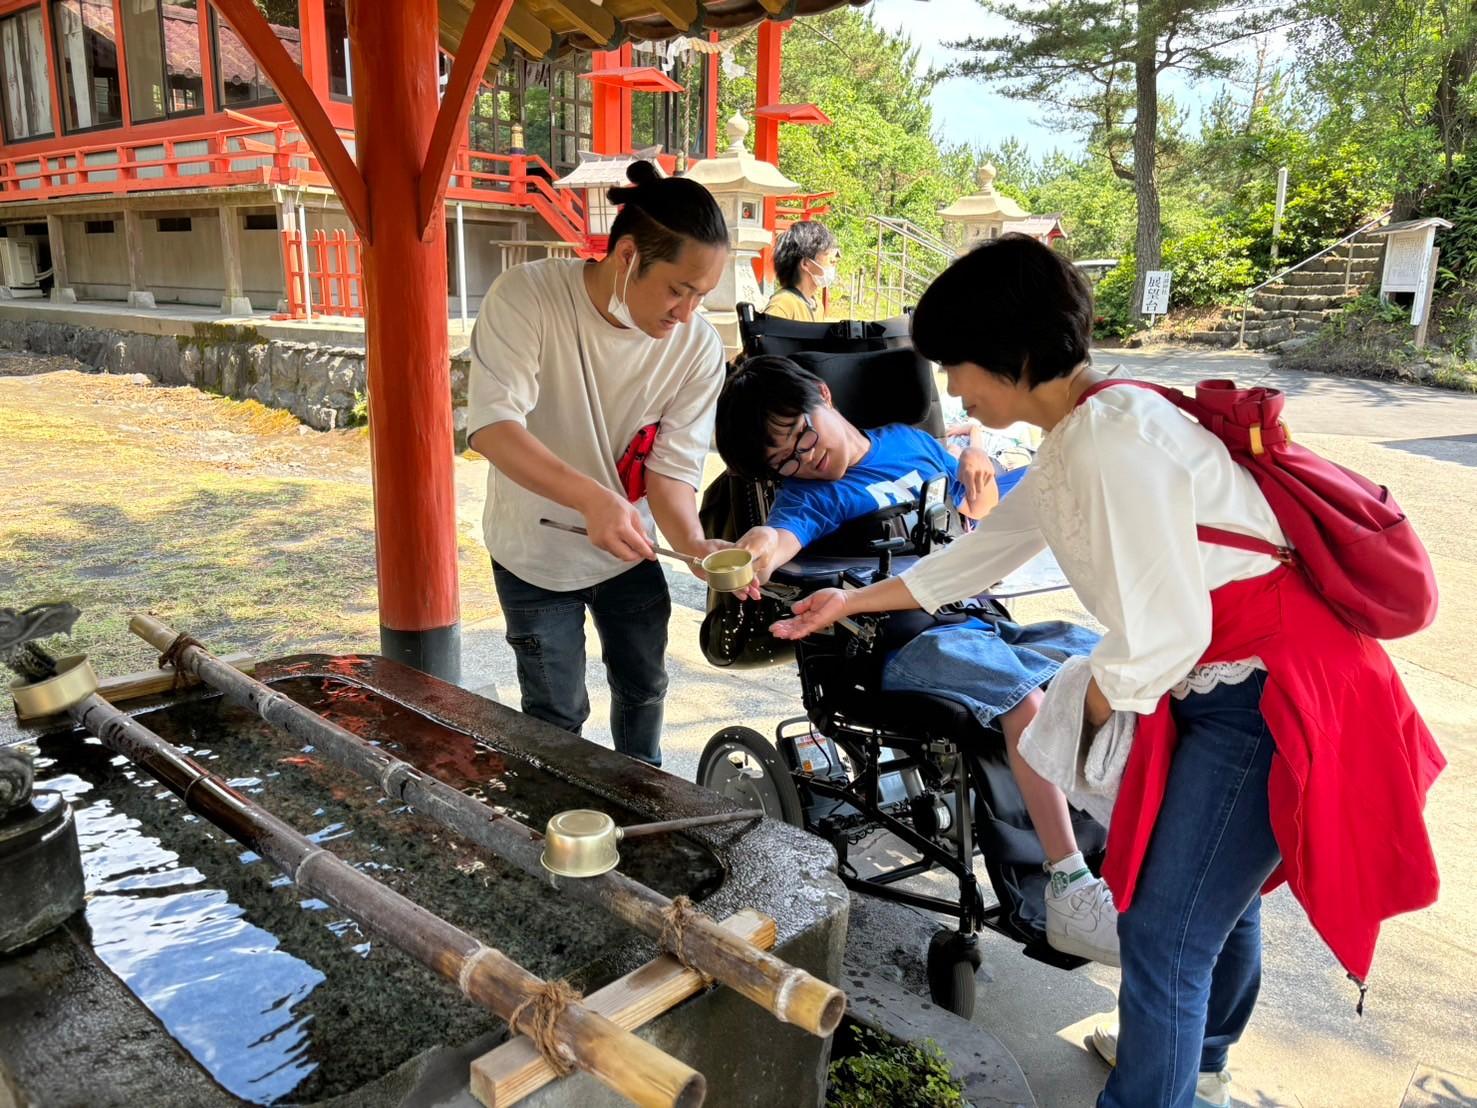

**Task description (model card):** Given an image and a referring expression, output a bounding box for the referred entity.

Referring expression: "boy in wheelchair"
[714,354,1120,966]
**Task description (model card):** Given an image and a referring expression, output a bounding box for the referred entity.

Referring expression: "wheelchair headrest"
[788,346,943,436]
[738,304,912,359]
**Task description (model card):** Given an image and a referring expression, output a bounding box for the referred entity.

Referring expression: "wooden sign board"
[1380,226,1436,295]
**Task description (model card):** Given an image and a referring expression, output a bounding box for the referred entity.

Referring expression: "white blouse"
[901,384,1288,713]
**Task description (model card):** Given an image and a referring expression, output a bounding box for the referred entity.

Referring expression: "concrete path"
[456,346,1477,1108]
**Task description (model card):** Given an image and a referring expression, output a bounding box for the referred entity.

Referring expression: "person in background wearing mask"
[765,221,839,322]
[466,160,747,768]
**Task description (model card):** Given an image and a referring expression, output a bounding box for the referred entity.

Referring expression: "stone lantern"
[554,147,666,254]
[938,163,1031,252]
[682,112,799,354]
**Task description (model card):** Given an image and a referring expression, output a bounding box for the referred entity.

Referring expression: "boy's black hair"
[606,160,729,275]
[911,234,1094,386]
[772,221,837,289]
[715,355,827,479]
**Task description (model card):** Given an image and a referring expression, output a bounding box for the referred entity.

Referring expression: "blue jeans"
[492,559,670,766]
[881,617,1100,723]
[1100,672,1282,1108]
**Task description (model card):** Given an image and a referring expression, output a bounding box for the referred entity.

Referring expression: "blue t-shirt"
[767,424,967,548]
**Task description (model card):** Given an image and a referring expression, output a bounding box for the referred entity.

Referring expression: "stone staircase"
[1191,234,1385,350]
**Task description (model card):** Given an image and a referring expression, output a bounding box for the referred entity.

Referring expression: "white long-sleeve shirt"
[465,259,725,591]
[901,384,1287,712]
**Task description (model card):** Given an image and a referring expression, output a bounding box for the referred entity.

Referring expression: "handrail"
[867,213,954,261]
[1235,209,1392,347]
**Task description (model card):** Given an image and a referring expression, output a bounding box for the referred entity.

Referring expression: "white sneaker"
[1090,1024,1234,1107]
[1045,872,1121,966]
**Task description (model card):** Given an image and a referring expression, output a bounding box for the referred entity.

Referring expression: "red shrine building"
[0,0,832,317]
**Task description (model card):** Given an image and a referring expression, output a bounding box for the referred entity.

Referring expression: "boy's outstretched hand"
[770,588,849,639]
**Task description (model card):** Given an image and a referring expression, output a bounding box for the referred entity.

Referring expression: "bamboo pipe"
[130,614,846,1038]
[64,690,704,1108]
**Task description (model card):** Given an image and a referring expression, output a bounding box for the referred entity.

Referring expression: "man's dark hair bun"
[607,160,662,205]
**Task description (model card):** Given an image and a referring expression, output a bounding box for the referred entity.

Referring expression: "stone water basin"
[0,654,848,1108]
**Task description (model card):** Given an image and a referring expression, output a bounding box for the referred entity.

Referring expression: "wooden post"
[349,0,462,680]
[1413,246,1440,350]
[44,215,76,303]
[218,206,252,315]
[122,208,155,309]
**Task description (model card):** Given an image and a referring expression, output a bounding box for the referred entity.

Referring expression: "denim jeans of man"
[492,559,670,766]
[1100,672,1282,1108]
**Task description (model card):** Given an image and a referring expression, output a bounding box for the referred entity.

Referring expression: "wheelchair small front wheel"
[926,929,982,1020]
[697,726,805,827]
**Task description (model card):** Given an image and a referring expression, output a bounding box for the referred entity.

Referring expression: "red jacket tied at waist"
[1102,566,1445,981]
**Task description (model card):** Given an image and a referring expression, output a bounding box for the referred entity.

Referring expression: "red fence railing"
[279,229,363,319]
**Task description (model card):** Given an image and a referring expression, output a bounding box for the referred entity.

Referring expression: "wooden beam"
[470,910,776,1107]
[625,0,698,30]
[756,0,789,15]
[500,3,555,58]
[419,0,517,239]
[209,0,369,238]
[536,0,616,44]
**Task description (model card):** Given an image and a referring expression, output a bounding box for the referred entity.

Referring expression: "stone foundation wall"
[0,317,472,444]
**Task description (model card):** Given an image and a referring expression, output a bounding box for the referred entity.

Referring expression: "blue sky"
[864,0,1264,165]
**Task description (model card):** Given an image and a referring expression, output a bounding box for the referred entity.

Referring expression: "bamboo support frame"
[129,614,846,1039]
[63,690,704,1108]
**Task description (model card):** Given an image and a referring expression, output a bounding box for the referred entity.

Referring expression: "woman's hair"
[773,221,837,288]
[714,355,827,479]
[606,160,728,274]
[911,234,1094,387]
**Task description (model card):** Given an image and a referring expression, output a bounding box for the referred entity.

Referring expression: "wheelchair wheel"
[926,929,982,1020]
[697,726,805,827]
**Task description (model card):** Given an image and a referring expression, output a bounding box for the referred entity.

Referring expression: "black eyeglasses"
[772,413,819,477]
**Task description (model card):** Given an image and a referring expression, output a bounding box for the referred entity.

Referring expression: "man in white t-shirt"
[465,163,739,766]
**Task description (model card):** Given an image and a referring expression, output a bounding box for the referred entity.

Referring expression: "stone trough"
[0,654,849,1108]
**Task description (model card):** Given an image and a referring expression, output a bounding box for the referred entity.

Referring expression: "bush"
[826,1027,965,1108]
[1161,222,1259,308]
[1418,156,1477,294]
[1092,259,1138,339]
[1244,147,1388,272]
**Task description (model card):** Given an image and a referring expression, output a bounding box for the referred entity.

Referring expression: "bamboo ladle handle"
[539,518,702,567]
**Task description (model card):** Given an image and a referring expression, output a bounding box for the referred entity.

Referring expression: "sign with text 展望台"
[1141,270,1172,316]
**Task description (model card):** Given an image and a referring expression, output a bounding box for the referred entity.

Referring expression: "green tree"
[950,0,1283,317]
[716,12,979,303]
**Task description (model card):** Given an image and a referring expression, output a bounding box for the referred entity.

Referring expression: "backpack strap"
[1074,378,1296,565]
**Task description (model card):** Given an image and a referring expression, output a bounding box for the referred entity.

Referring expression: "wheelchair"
[695,304,1106,1018]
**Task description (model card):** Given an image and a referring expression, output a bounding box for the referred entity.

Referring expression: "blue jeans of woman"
[1099,672,1282,1108]
[492,559,670,766]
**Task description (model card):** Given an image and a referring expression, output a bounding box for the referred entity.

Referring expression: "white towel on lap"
[1016,655,1135,828]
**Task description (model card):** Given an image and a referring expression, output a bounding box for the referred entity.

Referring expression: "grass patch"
[2,380,497,677]
[1280,289,1477,391]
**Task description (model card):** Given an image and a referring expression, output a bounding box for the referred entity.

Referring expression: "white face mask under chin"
[608,254,639,329]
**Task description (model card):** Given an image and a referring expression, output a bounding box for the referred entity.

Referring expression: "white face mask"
[806,258,838,289]
[608,252,639,328]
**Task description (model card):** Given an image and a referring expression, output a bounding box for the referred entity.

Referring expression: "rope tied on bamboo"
[659,895,714,987]
[157,632,205,691]
[507,979,584,1075]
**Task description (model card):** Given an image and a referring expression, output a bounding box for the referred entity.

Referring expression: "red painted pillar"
[348,0,461,680]
[619,43,634,153]
[591,49,622,154]
[299,0,331,102]
[754,21,786,287]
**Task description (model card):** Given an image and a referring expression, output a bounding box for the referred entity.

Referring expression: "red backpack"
[1077,378,1438,639]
